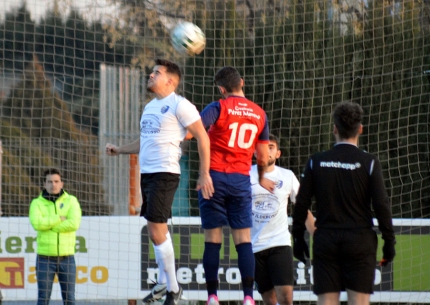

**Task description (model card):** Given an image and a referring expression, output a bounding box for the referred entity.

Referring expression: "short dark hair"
[269,134,280,150]
[213,66,242,93]
[155,59,181,81]
[332,102,363,139]
[43,168,62,179]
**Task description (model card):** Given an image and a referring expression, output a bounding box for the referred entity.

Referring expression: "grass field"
[388,235,430,291]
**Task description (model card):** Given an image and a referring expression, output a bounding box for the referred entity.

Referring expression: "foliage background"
[0,0,429,220]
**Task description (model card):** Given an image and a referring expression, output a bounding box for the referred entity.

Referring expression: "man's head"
[147,59,181,95]
[256,134,281,166]
[333,102,363,140]
[268,134,281,166]
[43,168,64,195]
[213,66,243,94]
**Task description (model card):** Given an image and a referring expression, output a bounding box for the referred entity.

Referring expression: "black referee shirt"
[293,143,395,242]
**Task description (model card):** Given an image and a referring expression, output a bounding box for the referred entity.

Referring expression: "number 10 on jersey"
[228,123,258,149]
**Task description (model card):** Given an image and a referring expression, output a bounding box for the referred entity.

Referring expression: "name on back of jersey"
[228,107,261,119]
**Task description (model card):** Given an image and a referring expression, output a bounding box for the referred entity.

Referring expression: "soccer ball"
[171,22,206,56]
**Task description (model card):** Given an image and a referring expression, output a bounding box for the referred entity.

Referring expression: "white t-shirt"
[139,92,200,174]
[250,164,300,253]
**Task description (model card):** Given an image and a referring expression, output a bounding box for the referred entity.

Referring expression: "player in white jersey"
[106,59,214,305]
[250,134,315,305]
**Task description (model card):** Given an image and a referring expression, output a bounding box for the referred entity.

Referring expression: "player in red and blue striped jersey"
[198,66,275,305]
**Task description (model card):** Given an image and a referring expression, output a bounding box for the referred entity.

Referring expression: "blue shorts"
[198,170,252,229]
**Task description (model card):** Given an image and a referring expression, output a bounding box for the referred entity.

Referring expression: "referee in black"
[292,102,396,305]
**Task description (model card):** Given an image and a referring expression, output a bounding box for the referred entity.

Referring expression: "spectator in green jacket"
[29,168,82,305]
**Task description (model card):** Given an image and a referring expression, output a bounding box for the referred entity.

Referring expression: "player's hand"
[380,240,396,266]
[196,172,214,199]
[293,236,310,264]
[105,143,119,156]
[259,177,276,193]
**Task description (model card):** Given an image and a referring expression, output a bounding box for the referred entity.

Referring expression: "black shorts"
[254,246,294,294]
[140,173,180,223]
[312,228,378,295]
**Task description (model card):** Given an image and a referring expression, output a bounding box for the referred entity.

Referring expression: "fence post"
[0,140,2,303]
[0,140,2,217]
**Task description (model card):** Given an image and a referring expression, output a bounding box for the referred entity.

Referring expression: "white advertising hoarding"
[0,217,429,302]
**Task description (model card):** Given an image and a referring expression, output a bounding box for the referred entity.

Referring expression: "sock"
[153,242,167,285]
[236,242,255,299]
[156,232,172,285]
[153,238,179,293]
[203,242,221,296]
[158,267,167,285]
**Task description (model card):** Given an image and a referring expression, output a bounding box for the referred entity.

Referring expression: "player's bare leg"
[147,221,169,245]
[261,289,277,305]
[346,289,370,305]
[275,285,293,305]
[204,227,223,243]
[231,228,251,244]
[317,292,341,305]
[261,285,293,305]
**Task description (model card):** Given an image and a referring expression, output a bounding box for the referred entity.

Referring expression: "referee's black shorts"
[312,228,378,295]
[254,246,294,294]
[140,172,180,223]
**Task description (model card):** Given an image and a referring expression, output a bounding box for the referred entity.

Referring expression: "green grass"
[386,235,430,291]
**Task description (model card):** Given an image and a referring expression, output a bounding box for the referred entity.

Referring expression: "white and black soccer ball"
[170,22,206,56]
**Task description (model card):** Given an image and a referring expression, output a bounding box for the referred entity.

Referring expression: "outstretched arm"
[106,138,140,156]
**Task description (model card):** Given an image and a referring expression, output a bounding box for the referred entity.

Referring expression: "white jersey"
[250,164,300,253]
[139,92,200,174]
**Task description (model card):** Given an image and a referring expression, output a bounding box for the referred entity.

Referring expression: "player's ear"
[240,78,244,87]
[168,74,179,88]
[276,149,281,159]
[333,124,338,135]
[358,124,363,135]
[217,85,226,96]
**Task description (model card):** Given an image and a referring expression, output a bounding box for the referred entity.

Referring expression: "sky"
[1,0,117,22]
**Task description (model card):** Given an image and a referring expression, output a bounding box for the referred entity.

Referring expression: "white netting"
[0,0,429,303]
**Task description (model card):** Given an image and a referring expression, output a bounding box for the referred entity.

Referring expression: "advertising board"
[0,217,428,302]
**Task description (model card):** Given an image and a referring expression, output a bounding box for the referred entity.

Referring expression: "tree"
[0,56,110,216]
[0,2,36,71]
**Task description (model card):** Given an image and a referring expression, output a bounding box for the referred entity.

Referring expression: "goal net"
[0,0,429,303]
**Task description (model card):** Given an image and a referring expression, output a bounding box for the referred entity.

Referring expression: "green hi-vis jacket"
[29,190,82,256]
